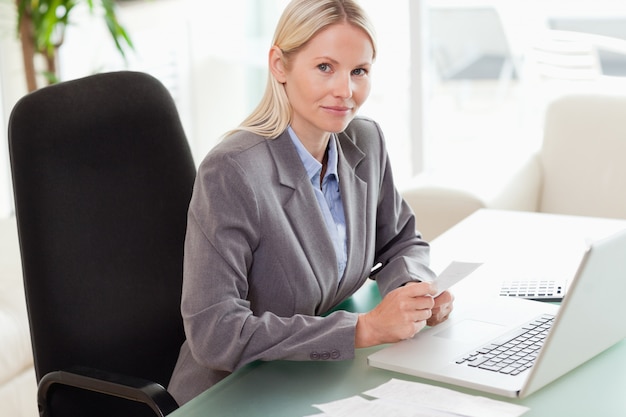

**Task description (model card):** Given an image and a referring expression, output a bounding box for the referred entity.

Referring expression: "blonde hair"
[230,0,377,139]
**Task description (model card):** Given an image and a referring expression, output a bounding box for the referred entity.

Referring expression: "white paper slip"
[432,261,482,296]
[363,379,529,417]
[311,395,460,417]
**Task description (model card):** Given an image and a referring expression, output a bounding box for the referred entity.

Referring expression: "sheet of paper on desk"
[364,379,529,417]
[433,261,482,297]
[308,379,528,417]
[309,395,457,417]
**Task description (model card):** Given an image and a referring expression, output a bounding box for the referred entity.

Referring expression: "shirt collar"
[287,126,339,184]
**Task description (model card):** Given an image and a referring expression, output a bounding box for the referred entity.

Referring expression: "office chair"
[8,71,196,416]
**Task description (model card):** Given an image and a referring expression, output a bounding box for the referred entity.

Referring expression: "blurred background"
[1,0,626,218]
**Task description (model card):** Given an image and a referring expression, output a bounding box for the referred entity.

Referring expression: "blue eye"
[318,63,331,72]
[352,68,368,76]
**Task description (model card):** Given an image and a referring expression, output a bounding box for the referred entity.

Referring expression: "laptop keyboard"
[455,314,555,376]
[499,280,566,301]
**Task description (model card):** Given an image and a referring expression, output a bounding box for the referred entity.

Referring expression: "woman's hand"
[428,289,454,326]
[355,281,436,348]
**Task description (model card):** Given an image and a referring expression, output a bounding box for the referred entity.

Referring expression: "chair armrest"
[401,153,543,240]
[402,184,486,241]
[38,366,179,417]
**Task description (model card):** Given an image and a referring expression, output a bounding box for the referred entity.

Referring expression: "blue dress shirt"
[287,126,347,280]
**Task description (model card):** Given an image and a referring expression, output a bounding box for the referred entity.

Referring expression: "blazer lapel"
[266,131,371,311]
[335,135,369,299]
[267,133,340,302]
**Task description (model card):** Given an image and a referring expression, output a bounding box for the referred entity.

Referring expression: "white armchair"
[404,93,626,241]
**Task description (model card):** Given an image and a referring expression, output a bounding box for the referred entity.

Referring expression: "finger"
[410,320,427,338]
[428,302,453,326]
[433,290,454,306]
[427,313,449,327]
[388,283,436,312]
[397,294,434,313]
[413,308,432,323]
[429,308,449,323]
[402,281,437,297]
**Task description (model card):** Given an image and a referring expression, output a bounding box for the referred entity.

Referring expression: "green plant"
[15,0,133,92]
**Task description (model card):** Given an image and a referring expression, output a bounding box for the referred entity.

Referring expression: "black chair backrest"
[8,71,195,393]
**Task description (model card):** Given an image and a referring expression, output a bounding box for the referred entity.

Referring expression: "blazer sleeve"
[181,144,358,374]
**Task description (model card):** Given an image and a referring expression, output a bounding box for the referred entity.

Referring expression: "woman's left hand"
[427,290,454,326]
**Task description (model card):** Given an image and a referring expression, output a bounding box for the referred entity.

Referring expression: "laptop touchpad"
[433,319,506,344]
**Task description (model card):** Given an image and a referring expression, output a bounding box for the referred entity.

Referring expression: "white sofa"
[403,93,626,241]
[0,216,38,417]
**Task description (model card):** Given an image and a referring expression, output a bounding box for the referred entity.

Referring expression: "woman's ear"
[269,46,287,84]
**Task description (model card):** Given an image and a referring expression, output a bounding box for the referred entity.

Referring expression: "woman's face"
[273,23,374,144]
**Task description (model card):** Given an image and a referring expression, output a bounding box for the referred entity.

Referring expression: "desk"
[170,210,626,417]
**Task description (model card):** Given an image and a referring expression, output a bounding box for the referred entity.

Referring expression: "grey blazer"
[168,117,435,404]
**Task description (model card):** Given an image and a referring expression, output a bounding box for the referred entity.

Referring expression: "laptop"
[368,228,626,398]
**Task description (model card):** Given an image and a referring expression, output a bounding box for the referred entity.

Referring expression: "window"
[0,1,413,215]
[4,0,624,218]
[419,0,626,189]
[59,0,413,180]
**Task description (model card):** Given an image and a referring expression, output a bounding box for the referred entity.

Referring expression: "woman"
[169,0,454,405]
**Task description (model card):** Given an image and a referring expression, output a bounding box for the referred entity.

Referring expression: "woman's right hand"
[355,281,436,348]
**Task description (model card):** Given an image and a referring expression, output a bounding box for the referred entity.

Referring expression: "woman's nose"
[333,73,353,98]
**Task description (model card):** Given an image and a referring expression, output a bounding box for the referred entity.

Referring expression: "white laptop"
[368,228,626,398]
